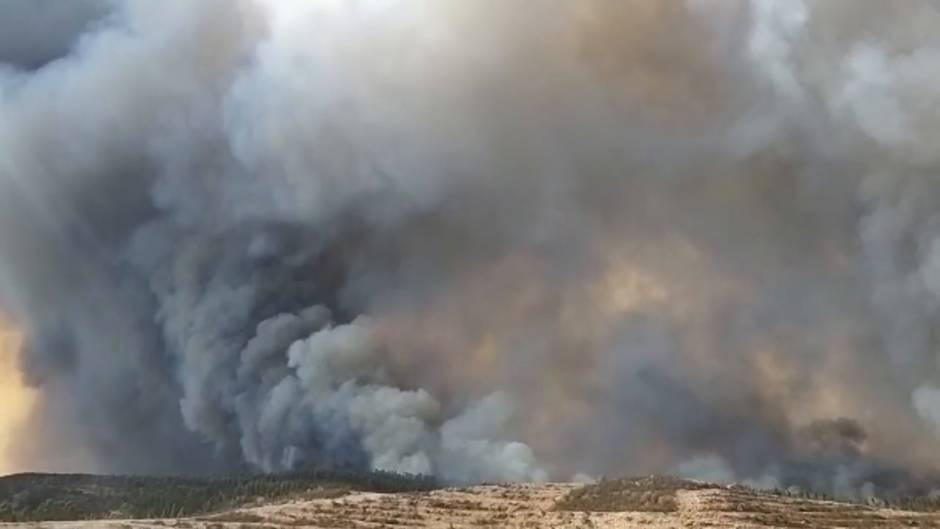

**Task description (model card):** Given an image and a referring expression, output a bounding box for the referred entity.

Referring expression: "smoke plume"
[3,0,940,495]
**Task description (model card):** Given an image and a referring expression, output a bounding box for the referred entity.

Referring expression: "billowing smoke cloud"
[3,0,940,494]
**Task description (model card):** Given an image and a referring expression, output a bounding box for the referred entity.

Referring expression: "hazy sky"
[0,323,33,475]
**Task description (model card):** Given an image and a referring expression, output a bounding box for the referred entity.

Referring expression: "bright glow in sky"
[0,323,35,476]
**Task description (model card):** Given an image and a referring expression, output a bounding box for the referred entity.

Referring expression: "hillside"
[0,470,436,522]
[4,475,940,528]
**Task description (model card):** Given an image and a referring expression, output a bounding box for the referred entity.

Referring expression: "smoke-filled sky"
[3,0,940,496]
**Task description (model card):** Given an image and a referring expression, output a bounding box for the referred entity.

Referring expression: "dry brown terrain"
[4,479,940,529]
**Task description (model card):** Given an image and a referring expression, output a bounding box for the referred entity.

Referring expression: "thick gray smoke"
[0,0,113,69]
[3,0,940,495]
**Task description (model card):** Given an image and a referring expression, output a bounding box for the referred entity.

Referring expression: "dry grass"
[7,478,940,528]
[694,487,940,528]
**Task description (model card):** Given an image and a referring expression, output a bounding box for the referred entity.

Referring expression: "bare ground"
[4,480,940,528]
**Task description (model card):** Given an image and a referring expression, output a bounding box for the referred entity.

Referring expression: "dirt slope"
[5,479,940,528]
